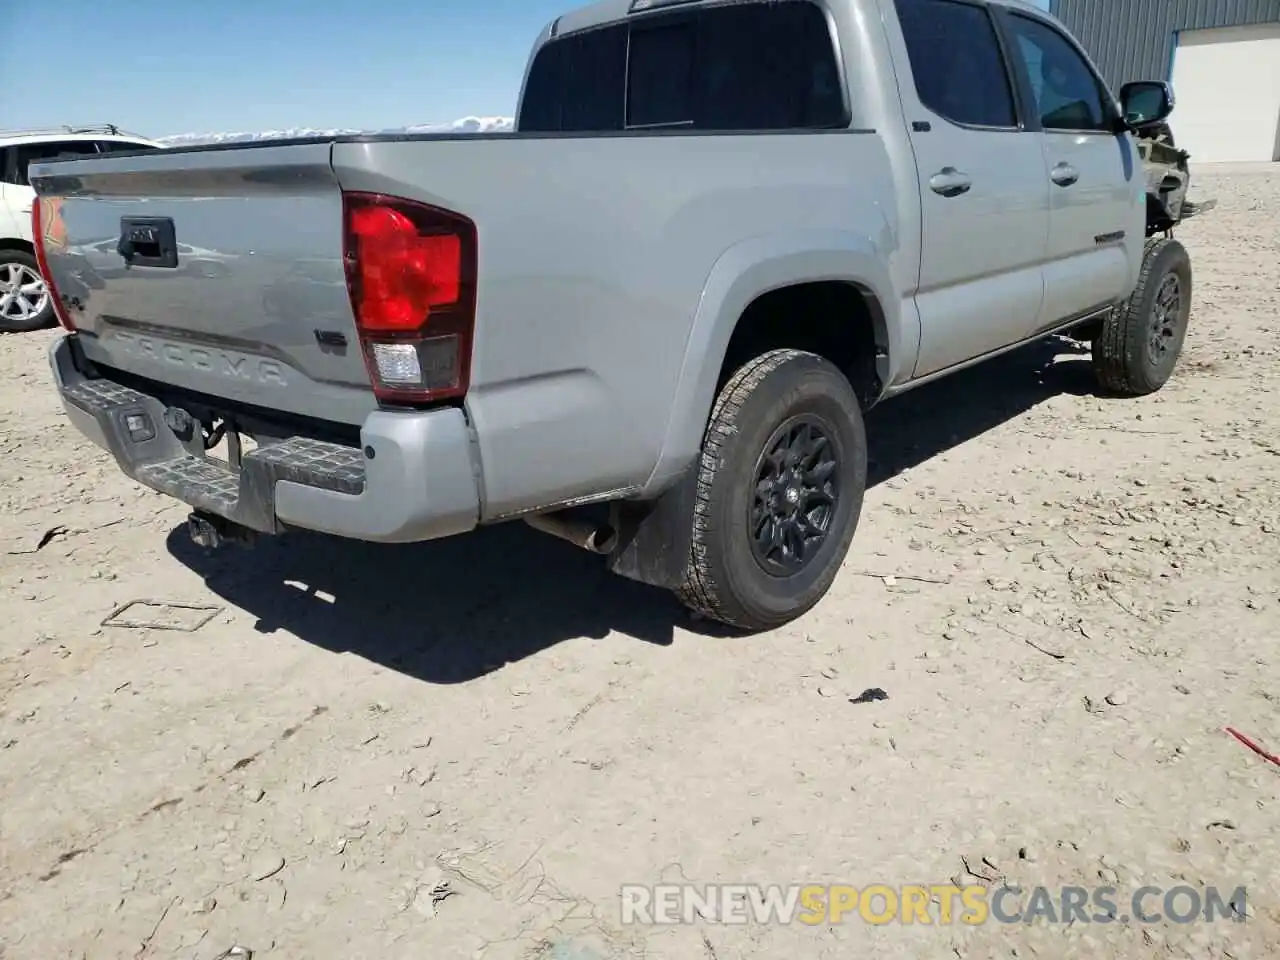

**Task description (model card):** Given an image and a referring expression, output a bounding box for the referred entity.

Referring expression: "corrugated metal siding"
[1050,0,1280,87]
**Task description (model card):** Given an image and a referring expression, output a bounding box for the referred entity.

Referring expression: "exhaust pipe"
[524,511,619,555]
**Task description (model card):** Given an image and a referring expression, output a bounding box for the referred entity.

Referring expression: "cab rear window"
[518,0,848,133]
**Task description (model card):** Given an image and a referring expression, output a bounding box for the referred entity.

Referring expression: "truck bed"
[32,129,899,520]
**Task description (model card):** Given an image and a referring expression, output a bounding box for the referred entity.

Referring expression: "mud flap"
[606,465,699,593]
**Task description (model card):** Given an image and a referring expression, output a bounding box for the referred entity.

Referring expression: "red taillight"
[342,192,477,404]
[31,197,76,331]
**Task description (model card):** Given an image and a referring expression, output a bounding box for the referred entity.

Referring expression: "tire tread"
[1093,237,1184,395]
[677,348,814,628]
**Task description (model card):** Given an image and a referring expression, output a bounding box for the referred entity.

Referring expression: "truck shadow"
[166,336,1095,684]
[866,336,1095,484]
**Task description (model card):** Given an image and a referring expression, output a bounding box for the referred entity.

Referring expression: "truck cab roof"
[546,0,1065,40]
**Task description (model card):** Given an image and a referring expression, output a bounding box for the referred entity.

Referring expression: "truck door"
[889,0,1050,379]
[999,10,1144,331]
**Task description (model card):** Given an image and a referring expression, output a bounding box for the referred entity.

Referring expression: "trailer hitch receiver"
[186,511,257,550]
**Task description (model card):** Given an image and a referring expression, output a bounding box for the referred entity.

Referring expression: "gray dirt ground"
[1,166,1278,960]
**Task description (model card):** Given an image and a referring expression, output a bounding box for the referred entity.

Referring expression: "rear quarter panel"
[334,131,901,519]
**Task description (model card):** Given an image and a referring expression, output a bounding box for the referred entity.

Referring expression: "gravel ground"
[1,165,1277,960]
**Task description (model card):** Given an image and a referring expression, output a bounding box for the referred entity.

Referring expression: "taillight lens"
[342,192,477,404]
[31,196,76,331]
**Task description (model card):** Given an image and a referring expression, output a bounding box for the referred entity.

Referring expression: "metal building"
[1050,0,1280,162]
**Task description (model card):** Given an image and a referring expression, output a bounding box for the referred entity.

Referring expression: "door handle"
[1051,163,1080,187]
[929,167,972,198]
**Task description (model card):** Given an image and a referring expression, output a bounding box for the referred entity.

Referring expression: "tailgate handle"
[118,217,179,269]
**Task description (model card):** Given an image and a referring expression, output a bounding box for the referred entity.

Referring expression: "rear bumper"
[49,335,480,543]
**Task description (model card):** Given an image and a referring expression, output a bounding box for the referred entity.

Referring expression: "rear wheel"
[677,349,867,631]
[0,250,54,333]
[1092,237,1192,396]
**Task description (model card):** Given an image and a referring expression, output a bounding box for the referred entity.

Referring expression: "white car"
[1,125,163,332]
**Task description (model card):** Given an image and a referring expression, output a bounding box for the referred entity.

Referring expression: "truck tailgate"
[32,142,376,425]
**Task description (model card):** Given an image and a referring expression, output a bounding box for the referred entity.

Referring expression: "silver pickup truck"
[32,0,1194,631]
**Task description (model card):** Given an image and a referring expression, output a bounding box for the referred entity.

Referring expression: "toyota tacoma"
[32,0,1198,630]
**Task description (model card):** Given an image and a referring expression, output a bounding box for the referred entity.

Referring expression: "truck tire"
[0,249,55,333]
[677,349,867,631]
[1092,237,1192,396]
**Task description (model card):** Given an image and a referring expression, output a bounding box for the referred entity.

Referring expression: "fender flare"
[642,230,900,496]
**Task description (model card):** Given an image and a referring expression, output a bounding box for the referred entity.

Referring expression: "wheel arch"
[0,237,35,256]
[0,238,57,332]
[642,231,901,498]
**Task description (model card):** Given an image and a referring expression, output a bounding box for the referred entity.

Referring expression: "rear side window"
[518,0,847,133]
[1,140,99,186]
[95,140,162,154]
[894,0,1017,129]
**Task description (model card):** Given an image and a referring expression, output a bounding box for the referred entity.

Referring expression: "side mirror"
[1119,80,1175,129]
